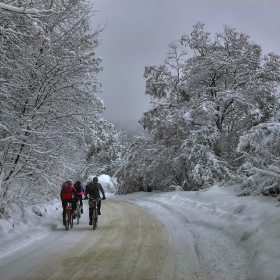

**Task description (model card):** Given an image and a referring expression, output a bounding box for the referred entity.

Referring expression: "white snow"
[127,185,280,280]
[1,177,280,279]
[0,3,52,14]
[183,111,192,121]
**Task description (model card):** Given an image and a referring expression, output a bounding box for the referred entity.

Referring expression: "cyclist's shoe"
[89,220,92,225]
[81,209,83,214]
[73,213,76,219]
[98,211,101,215]
[63,220,66,226]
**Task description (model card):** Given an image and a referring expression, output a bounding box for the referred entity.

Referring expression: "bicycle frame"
[88,198,99,230]
[65,202,73,231]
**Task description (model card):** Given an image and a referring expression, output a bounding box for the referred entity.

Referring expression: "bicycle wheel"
[70,213,74,228]
[67,211,70,230]
[95,209,98,226]
[65,206,69,231]
[92,209,97,230]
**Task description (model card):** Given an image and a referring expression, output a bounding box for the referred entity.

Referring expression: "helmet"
[92,177,98,183]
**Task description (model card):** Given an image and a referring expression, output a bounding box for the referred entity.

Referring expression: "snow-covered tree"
[0,0,111,215]
[179,23,280,160]
[236,122,280,196]
[81,123,128,180]
[138,23,280,191]
[114,135,156,194]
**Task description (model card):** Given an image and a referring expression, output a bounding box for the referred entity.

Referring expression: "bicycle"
[65,202,74,231]
[88,198,99,230]
[75,200,81,225]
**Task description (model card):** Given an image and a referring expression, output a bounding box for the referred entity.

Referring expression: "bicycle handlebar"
[88,198,101,202]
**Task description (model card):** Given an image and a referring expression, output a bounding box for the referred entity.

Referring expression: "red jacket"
[60,181,76,200]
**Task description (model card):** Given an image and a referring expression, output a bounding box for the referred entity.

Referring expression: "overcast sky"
[91,0,280,133]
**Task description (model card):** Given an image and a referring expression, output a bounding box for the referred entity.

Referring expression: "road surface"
[0,197,250,280]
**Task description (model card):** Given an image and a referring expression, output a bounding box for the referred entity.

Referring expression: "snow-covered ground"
[1,181,280,280]
[126,186,280,280]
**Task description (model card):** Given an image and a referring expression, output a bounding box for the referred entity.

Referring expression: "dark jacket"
[85,182,105,199]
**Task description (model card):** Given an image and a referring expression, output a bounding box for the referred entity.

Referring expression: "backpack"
[62,185,70,193]
[61,182,73,199]
[74,181,82,193]
[87,182,100,197]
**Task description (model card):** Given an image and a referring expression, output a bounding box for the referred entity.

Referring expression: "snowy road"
[130,194,250,280]
[1,195,251,280]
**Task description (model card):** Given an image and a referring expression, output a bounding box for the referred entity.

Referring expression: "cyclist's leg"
[62,200,67,225]
[89,207,93,225]
[72,199,77,211]
[92,203,97,229]
[80,196,83,213]
[97,201,101,215]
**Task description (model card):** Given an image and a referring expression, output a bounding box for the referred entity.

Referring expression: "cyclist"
[84,177,106,225]
[60,180,77,226]
[74,181,85,214]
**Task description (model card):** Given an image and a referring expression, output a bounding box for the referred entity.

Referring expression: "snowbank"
[127,185,280,280]
[0,199,61,257]
[0,180,280,279]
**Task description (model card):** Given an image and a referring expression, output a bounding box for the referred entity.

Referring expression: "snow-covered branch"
[0,3,53,16]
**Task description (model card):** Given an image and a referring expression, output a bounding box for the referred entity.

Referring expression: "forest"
[1,0,280,217]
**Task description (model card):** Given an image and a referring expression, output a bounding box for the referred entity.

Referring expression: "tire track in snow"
[130,197,251,280]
